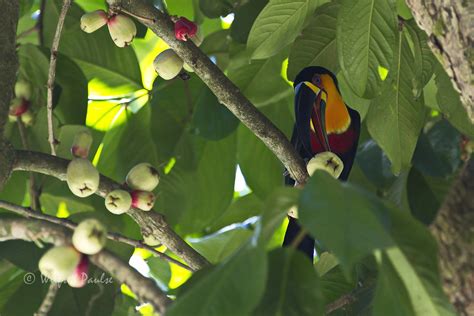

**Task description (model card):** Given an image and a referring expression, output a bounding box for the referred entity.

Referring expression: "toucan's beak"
[294,81,329,155]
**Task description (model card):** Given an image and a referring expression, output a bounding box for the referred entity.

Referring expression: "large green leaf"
[367,31,426,174]
[253,248,324,316]
[43,0,142,91]
[155,133,237,234]
[287,1,340,80]
[237,101,293,199]
[199,0,235,18]
[247,0,319,59]
[299,172,454,315]
[228,49,292,107]
[189,226,253,264]
[231,0,268,43]
[167,246,267,316]
[337,0,397,97]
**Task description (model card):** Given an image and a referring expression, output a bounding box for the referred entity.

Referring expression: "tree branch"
[405,0,474,123]
[0,217,172,313]
[106,0,309,185]
[0,200,192,271]
[46,0,72,155]
[34,282,60,316]
[429,158,474,315]
[12,149,210,270]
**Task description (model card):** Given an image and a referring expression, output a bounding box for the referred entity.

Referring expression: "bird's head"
[293,66,351,152]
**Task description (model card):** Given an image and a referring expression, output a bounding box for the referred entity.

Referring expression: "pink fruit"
[9,98,29,117]
[174,17,197,41]
[71,129,93,159]
[131,190,155,211]
[67,255,89,288]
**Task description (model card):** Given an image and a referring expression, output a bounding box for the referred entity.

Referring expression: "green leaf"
[97,105,159,182]
[148,257,172,290]
[0,262,23,312]
[231,0,268,43]
[287,1,340,80]
[355,140,396,189]
[247,0,319,59]
[337,0,397,97]
[337,73,371,120]
[167,246,267,316]
[156,133,236,234]
[367,31,426,174]
[435,66,474,138]
[299,172,454,315]
[190,88,239,140]
[207,193,264,232]
[189,226,253,264]
[253,248,324,316]
[228,50,293,107]
[44,0,142,91]
[237,101,293,199]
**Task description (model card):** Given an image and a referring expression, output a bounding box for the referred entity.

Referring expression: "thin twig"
[325,293,356,314]
[16,26,39,40]
[34,282,60,316]
[46,0,72,156]
[0,200,193,271]
[16,119,41,210]
[37,0,46,46]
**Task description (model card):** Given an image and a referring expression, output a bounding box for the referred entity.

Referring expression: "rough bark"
[429,159,474,315]
[406,0,474,123]
[12,150,210,270]
[0,1,19,190]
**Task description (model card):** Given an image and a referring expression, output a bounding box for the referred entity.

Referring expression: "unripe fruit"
[72,219,107,255]
[131,191,155,211]
[21,109,35,126]
[153,49,184,80]
[183,63,194,73]
[306,151,344,179]
[67,158,100,197]
[38,246,81,282]
[67,255,89,288]
[14,80,32,100]
[107,14,137,48]
[288,205,298,218]
[126,163,160,191]
[9,98,29,117]
[190,31,203,46]
[80,10,108,33]
[143,233,161,247]
[105,189,132,215]
[71,129,93,159]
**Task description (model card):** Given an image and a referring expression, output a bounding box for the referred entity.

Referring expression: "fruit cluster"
[9,80,34,125]
[80,10,137,47]
[38,219,107,287]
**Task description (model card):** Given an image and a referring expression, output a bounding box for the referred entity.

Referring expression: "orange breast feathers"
[320,74,351,135]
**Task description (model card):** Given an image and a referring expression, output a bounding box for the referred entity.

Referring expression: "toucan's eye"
[313,75,321,86]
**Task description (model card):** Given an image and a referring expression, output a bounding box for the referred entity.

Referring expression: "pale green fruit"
[306,151,344,179]
[126,163,160,191]
[71,129,93,158]
[66,158,100,197]
[153,49,184,80]
[183,62,194,73]
[80,10,108,33]
[38,246,81,282]
[72,219,107,255]
[14,80,32,100]
[105,189,132,215]
[107,14,137,47]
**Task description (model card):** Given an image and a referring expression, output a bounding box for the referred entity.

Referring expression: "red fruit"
[131,190,155,211]
[174,17,197,41]
[9,98,30,116]
[67,255,89,288]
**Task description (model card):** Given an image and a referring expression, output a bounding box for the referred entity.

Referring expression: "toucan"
[283,66,361,260]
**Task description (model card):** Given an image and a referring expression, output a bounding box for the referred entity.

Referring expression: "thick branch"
[12,149,209,270]
[0,200,192,271]
[429,158,474,315]
[0,217,171,313]
[107,0,308,185]
[406,0,474,122]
